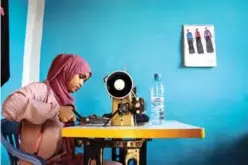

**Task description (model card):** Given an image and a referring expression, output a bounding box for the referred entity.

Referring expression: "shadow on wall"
[179,26,184,68]
[175,134,248,165]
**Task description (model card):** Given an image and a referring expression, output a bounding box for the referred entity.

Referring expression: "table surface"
[61,120,205,139]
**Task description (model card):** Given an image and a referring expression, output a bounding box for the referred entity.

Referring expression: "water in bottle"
[150,73,165,125]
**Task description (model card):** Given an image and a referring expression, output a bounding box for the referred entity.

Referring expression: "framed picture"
[183,25,217,67]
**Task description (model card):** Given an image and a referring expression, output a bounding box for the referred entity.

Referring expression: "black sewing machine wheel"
[106,71,133,99]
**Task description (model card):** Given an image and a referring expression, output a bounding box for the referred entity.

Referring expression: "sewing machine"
[75,70,149,165]
[103,70,146,126]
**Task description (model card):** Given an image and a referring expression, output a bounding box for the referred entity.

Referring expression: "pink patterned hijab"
[46,54,91,105]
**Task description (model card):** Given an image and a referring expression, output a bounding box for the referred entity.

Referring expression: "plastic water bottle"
[150,73,165,125]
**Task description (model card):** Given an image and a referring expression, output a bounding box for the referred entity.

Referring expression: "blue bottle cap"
[154,73,161,81]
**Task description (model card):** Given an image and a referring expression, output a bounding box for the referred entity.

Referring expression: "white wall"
[22,0,45,86]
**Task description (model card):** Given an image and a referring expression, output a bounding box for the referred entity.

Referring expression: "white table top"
[72,120,202,130]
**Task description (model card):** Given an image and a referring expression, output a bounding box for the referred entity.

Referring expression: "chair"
[1,118,47,165]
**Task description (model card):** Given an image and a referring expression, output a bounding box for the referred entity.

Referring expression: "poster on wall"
[183,25,217,67]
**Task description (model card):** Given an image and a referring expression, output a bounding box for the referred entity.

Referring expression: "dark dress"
[204,30,214,53]
[195,31,204,54]
[186,32,195,54]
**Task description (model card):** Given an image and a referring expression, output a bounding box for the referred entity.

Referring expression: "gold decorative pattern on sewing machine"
[75,138,147,148]
[124,148,140,165]
[104,71,145,126]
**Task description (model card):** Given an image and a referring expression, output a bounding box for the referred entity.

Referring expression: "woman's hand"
[59,106,76,122]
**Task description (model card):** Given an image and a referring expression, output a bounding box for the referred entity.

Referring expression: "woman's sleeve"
[2,82,60,124]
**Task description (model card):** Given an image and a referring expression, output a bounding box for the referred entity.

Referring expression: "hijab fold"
[46,54,91,105]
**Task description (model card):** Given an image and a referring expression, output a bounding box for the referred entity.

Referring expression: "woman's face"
[67,72,91,93]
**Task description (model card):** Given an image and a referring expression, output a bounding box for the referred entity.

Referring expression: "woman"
[2,54,122,165]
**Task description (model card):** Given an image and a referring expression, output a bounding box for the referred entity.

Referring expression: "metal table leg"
[139,141,147,165]
[84,145,104,165]
[81,138,150,165]
[83,146,90,165]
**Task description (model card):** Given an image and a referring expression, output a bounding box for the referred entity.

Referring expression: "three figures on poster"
[186,27,214,55]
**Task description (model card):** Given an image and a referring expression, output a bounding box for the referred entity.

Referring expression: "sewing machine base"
[75,138,151,165]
